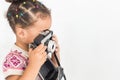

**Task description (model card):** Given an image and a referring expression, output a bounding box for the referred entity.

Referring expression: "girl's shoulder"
[2,44,29,78]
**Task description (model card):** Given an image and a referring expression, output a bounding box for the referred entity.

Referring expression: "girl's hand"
[7,44,47,80]
[51,35,60,67]
[28,44,47,68]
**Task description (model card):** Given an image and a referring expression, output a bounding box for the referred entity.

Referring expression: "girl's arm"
[6,44,47,80]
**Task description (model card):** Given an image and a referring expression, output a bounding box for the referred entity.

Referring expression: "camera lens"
[47,40,56,53]
[52,45,54,49]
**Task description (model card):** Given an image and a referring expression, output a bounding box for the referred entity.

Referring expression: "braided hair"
[6,0,51,33]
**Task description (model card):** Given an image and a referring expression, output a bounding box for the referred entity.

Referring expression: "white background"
[1,0,120,80]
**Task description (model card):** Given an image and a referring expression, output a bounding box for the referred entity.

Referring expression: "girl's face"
[23,15,51,44]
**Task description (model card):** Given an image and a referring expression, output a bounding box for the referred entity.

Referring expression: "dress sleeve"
[2,50,28,78]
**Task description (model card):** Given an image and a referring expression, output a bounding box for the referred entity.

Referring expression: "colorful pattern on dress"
[3,50,28,72]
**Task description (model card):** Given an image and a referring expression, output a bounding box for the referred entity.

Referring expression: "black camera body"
[29,30,58,80]
[29,30,66,80]
[29,30,56,54]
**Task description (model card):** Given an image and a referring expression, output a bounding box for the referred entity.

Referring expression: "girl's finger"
[34,44,45,53]
[41,52,47,62]
[29,48,32,52]
[28,48,33,55]
[37,46,47,55]
[35,44,44,51]
[52,35,58,42]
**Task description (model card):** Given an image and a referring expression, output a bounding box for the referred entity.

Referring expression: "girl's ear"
[15,25,27,39]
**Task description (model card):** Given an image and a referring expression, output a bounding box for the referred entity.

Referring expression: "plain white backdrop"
[1,0,120,80]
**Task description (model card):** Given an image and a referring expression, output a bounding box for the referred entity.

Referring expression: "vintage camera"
[29,30,66,80]
[29,30,59,80]
[29,29,56,54]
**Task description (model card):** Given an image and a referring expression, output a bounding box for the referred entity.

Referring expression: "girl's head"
[6,0,51,46]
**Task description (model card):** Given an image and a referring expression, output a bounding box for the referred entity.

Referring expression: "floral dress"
[2,44,43,80]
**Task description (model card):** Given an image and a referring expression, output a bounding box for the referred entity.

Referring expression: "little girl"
[2,0,60,80]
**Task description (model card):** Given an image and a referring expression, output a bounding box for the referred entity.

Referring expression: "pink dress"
[2,44,43,80]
